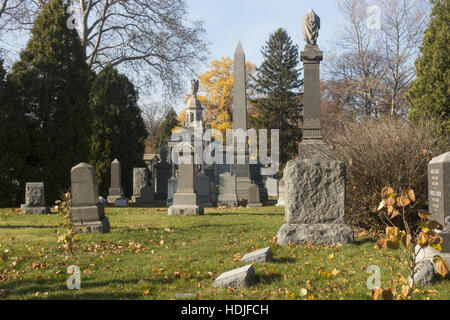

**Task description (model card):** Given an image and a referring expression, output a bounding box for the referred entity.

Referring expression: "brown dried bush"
[324,117,442,233]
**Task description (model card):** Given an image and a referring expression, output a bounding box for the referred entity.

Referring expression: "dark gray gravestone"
[247,184,262,207]
[428,152,449,227]
[107,159,124,203]
[70,163,110,233]
[21,182,50,214]
[154,148,171,201]
[428,152,450,255]
[195,172,212,207]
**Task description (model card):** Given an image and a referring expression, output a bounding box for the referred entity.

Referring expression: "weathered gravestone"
[214,264,255,288]
[241,247,272,263]
[218,172,238,207]
[276,178,285,207]
[21,182,50,213]
[70,163,110,233]
[265,177,278,198]
[166,177,178,206]
[195,171,212,207]
[428,152,450,258]
[132,168,148,202]
[247,184,262,207]
[107,159,124,203]
[168,161,203,216]
[154,146,171,201]
[277,10,353,246]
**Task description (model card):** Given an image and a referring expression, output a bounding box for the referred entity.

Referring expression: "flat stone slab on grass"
[241,247,272,263]
[214,264,255,288]
[174,292,196,299]
[277,223,354,246]
[114,198,129,207]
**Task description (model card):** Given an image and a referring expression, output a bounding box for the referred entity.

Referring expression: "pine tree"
[407,0,449,150]
[89,65,148,197]
[9,0,92,202]
[251,28,303,171]
[154,109,179,150]
[0,60,26,206]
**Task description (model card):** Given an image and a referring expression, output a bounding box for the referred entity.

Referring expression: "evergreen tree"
[0,60,26,206]
[251,28,303,172]
[407,0,449,150]
[154,109,179,150]
[89,65,148,197]
[9,0,92,202]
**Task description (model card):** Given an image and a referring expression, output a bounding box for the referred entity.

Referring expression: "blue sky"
[187,0,341,72]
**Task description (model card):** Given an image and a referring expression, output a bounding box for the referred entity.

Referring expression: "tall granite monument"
[230,41,252,200]
[70,162,110,233]
[277,10,353,246]
[107,159,124,203]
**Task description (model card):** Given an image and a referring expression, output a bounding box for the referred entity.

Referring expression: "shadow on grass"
[3,277,144,300]
[0,225,58,229]
[256,273,283,285]
[352,238,376,246]
[205,212,283,217]
[273,257,296,264]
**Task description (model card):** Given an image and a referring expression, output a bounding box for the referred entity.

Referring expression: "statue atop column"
[302,9,320,46]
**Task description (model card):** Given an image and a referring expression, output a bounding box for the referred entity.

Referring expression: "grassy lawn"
[0,205,448,300]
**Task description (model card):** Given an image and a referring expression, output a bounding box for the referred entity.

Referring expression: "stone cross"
[301,9,323,141]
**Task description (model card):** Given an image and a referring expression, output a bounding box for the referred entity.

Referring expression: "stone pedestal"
[21,182,50,214]
[70,163,110,234]
[218,172,238,206]
[107,159,124,203]
[277,141,353,245]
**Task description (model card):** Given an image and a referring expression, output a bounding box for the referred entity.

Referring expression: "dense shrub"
[325,117,442,233]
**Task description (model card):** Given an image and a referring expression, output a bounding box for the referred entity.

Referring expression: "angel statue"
[302,9,320,45]
[190,79,199,97]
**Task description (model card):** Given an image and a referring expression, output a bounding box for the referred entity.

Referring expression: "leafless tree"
[326,0,430,119]
[141,100,170,152]
[376,0,430,117]
[1,0,209,98]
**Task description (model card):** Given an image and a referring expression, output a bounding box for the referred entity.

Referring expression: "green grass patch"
[0,206,448,300]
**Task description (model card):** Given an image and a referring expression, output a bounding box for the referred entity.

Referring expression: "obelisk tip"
[235,41,244,55]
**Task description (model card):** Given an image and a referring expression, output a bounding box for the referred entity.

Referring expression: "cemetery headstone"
[166,177,178,206]
[276,178,285,206]
[247,184,262,207]
[428,152,450,260]
[132,168,148,202]
[218,172,238,207]
[277,10,353,246]
[135,185,155,206]
[154,146,171,200]
[107,159,124,203]
[20,182,50,213]
[265,177,278,198]
[195,171,212,207]
[241,247,272,263]
[70,162,110,233]
[214,264,255,288]
[168,161,203,216]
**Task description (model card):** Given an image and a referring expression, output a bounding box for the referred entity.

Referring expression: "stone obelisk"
[230,41,252,200]
[277,9,353,246]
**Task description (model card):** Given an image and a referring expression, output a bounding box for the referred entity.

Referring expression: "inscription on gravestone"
[428,152,449,227]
